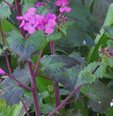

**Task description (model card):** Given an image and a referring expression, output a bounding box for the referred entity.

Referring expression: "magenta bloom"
[60,6,71,13]
[23,22,36,34]
[45,13,56,34]
[56,0,71,13]
[35,2,42,7]
[35,2,47,7]
[56,0,68,6]
[16,7,56,34]
[0,68,5,75]
[36,12,56,34]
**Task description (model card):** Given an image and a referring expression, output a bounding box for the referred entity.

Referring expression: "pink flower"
[36,13,56,34]
[0,68,5,75]
[35,2,42,7]
[56,0,68,6]
[56,0,71,13]
[23,22,36,34]
[45,13,56,34]
[35,2,47,7]
[60,6,71,13]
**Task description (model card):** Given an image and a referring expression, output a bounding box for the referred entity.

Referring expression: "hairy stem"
[2,0,16,11]
[21,99,30,116]
[7,74,31,91]
[34,51,43,76]
[48,85,82,116]
[0,22,12,74]
[15,0,25,37]
[50,41,61,116]
[28,62,41,116]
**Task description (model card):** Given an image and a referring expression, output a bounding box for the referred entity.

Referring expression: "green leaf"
[40,54,85,90]
[36,6,49,16]
[0,66,31,105]
[68,0,97,32]
[56,21,95,49]
[7,30,47,61]
[104,26,113,38]
[87,4,113,63]
[105,107,113,116]
[0,99,22,116]
[0,0,14,19]
[107,40,113,49]
[0,20,17,45]
[47,32,62,42]
[77,62,106,86]
[81,81,113,113]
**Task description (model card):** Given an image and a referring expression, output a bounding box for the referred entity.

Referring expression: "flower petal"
[45,27,54,34]
[19,20,25,28]
[0,68,5,75]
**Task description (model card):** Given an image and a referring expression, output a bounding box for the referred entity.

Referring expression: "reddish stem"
[50,41,61,116]
[2,0,16,11]
[21,99,30,116]
[28,62,41,116]
[15,0,25,37]
[7,74,32,91]
[0,22,12,74]
[34,51,43,75]
[47,85,82,116]
[37,74,54,81]
[66,93,89,105]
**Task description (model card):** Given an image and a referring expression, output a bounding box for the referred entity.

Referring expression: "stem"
[50,41,55,54]
[0,22,12,74]
[2,0,16,11]
[50,41,61,116]
[28,62,41,116]
[91,65,100,74]
[34,51,43,76]
[21,99,30,116]
[65,93,89,105]
[15,0,25,37]
[37,74,54,81]
[7,74,32,91]
[47,85,82,116]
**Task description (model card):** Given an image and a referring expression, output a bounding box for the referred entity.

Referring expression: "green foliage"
[0,66,31,105]
[104,26,113,38]
[56,21,95,50]
[107,40,113,49]
[0,20,17,45]
[0,0,14,19]
[0,99,22,116]
[81,81,113,113]
[40,53,84,90]
[77,62,106,86]
[47,32,62,42]
[7,30,47,61]
[87,4,113,63]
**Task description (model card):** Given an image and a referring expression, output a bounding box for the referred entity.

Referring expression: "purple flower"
[56,0,68,6]
[56,0,71,13]
[0,68,5,75]
[23,22,36,34]
[60,6,71,13]
[45,13,56,34]
[35,2,42,7]
[36,12,56,34]
[35,2,47,8]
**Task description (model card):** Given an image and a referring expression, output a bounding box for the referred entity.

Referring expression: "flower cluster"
[17,8,56,34]
[0,68,5,75]
[56,0,71,13]
[16,0,71,35]
[99,47,113,58]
